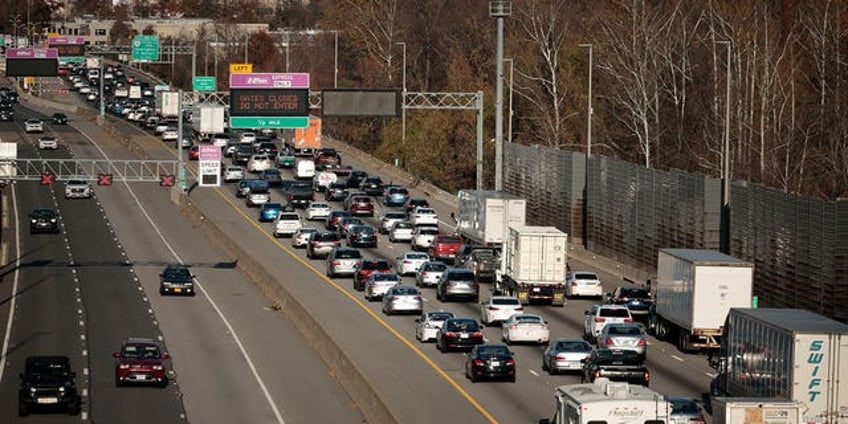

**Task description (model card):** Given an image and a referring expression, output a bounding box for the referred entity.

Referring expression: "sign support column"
[177,89,186,191]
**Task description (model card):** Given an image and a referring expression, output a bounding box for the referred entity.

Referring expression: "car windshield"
[316,233,340,241]
[279,213,300,220]
[446,320,479,332]
[596,350,643,365]
[122,345,161,359]
[263,203,282,209]
[264,169,281,176]
[394,222,413,229]
[670,399,700,414]
[515,315,543,324]
[424,263,447,271]
[392,286,419,295]
[448,271,475,281]
[492,297,520,306]
[407,253,429,260]
[620,288,650,298]
[163,267,191,280]
[439,236,462,244]
[363,261,391,270]
[385,212,406,219]
[67,180,87,186]
[429,312,454,322]
[600,308,631,318]
[372,273,398,282]
[353,226,375,234]
[419,228,439,235]
[389,188,408,195]
[336,249,361,259]
[32,209,56,218]
[607,325,642,336]
[472,250,496,259]
[575,273,599,280]
[417,208,435,215]
[555,341,592,352]
[477,346,510,357]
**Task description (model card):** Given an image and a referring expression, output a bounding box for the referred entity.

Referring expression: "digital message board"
[6,59,58,77]
[50,44,85,57]
[229,89,309,117]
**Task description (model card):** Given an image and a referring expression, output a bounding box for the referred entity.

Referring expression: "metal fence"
[504,142,848,323]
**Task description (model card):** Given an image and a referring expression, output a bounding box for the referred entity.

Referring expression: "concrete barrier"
[173,193,398,424]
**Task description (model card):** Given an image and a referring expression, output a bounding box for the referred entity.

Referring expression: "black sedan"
[581,348,650,386]
[359,176,385,196]
[465,344,516,382]
[437,318,484,353]
[51,112,68,124]
[159,264,195,296]
[347,225,378,248]
[29,208,60,234]
[607,285,653,317]
[324,182,349,201]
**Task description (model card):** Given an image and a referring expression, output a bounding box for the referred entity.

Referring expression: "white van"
[540,379,671,424]
[296,159,316,180]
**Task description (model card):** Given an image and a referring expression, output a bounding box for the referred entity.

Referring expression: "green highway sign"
[132,35,160,62]
[192,76,216,92]
[229,116,309,129]
[63,56,85,63]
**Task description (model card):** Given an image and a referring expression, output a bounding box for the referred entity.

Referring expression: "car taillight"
[516,307,524,311]
[421,272,428,277]
[643,371,651,381]
[620,297,629,302]
[624,318,634,323]
[692,417,706,423]
[288,194,294,200]
[604,337,614,346]
[593,371,601,379]
[414,296,422,301]
[473,359,484,366]
[332,261,341,266]
[471,332,483,338]
[404,260,411,264]
[443,332,457,338]
[510,325,518,330]
[571,282,578,287]
[594,317,606,322]
[488,306,499,311]
[638,338,647,346]
[119,364,130,369]
[390,296,399,301]
[555,354,567,360]
[505,359,515,366]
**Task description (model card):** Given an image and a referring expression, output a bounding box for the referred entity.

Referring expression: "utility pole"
[490,0,511,191]
[715,40,732,254]
[396,41,407,169]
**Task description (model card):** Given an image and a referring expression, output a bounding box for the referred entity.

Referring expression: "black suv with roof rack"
[18,356,81,416]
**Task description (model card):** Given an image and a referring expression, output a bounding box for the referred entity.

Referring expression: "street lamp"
[503,58,514,144]
[715,40,732,254]
[490,0,511,191]
[395,41,407,169]
[578,44,593,158]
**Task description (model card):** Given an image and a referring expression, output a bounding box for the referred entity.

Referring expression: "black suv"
[29,208,60,234]
[360,176,385,196]
[51,112,68,124]
[18,356,81,416]
[607,285,653,318]
[159,264,195,296]
[581,348,650,386]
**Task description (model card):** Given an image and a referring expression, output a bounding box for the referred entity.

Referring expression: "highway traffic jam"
[8,59,846,424]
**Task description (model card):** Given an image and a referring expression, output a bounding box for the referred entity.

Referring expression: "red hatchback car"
[347,196,375,217]
[428,233,465,264]
[354,260,393,291]
[188,145,200,160]
[113,338,170,387]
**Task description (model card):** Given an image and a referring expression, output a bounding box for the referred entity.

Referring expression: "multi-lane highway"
[0,98,362,422]
[24,71,720,423]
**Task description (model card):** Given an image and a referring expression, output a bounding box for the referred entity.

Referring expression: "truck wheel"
[655,318,669,340]
[677,330,689,353]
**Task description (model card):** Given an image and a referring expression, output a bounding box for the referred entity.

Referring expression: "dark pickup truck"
[283,181,315,209]
[581,349,650,386]
[463,249,499,282]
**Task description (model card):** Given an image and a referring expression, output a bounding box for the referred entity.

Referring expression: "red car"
[347,196,375,217]
[354,260,393,291]
[188,145,200,160]
[429,233,464,263]
[113,338,170,387]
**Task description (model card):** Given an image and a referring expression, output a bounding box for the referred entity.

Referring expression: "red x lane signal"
[40,173,55,185]
[160,175,175,187]
[97,174,113,186]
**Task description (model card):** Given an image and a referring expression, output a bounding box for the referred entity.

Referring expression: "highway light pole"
[99,60,104,117]
[396,41,407,169]
[490,0,511,191]
[334,31,339,88]
[578,44,593,158]
[716,40,732,254]
[504,58,513,144]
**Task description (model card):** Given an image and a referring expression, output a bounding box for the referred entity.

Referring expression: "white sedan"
[306,202,332,221]
[248,154,272,173]
[411,226,439,251]
[24,119,43,133]
[395,251,430,276]
[37,135,59,150]
[566,271,604,298]
[409,207,439,226]
[415,310,455,342]
[502,314,550,345]
[223,166,245,182]
[161,127,178,141]
[291,227,319,248]
[480,296,524,326]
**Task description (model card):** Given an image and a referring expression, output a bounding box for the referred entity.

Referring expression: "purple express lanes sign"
[6,48,59,59]
[229,73,310,89]
[48,36,86,45]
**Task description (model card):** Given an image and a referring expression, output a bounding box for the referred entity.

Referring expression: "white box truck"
[156,91,180,118]
[496,225,567,306]
[453,190,526,248]
[539,378,671,424]
[711,308,848,424]
[651,248,753,353]
[0,142,16,183]
[711,398,804,424]
[191,103,225,136]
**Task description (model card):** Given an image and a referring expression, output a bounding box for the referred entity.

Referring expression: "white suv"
[566,271,603,298]
[480,296,524,326]
[273,212,302,238]
[25,119,44,133]
[37,135,58,150]
[583,304,633,343]
[64,180,92,199]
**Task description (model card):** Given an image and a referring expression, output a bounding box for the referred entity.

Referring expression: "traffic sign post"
[229,63,253,74]
[228,73,310,129]
[197,145,222,187]
[97,174,113,186]
[192,76,216,92]
[132,35,160,62]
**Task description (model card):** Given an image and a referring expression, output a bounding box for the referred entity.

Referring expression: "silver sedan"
[541,338,593,374]
[325,247,363,278]
[381,285,423,315]
[364,273,401,302]
[415,261,447,288]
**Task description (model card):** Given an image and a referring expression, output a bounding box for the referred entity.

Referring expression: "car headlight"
[50,219,57,223]
[58,386,65,393]
[119,364,130,369]
[152,365,163,370]
[30,219,36,223]
[29,386,37,394]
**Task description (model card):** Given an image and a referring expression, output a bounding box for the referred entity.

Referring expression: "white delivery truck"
[453,190,526,249]
[711,308,848,424]
[191,103,225,138]
[650,248,754,353]
[496,225,567,306]
[0,142,16,183]
[156,91,180,118]
[539,378,671,424]
[711,398,804,424]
